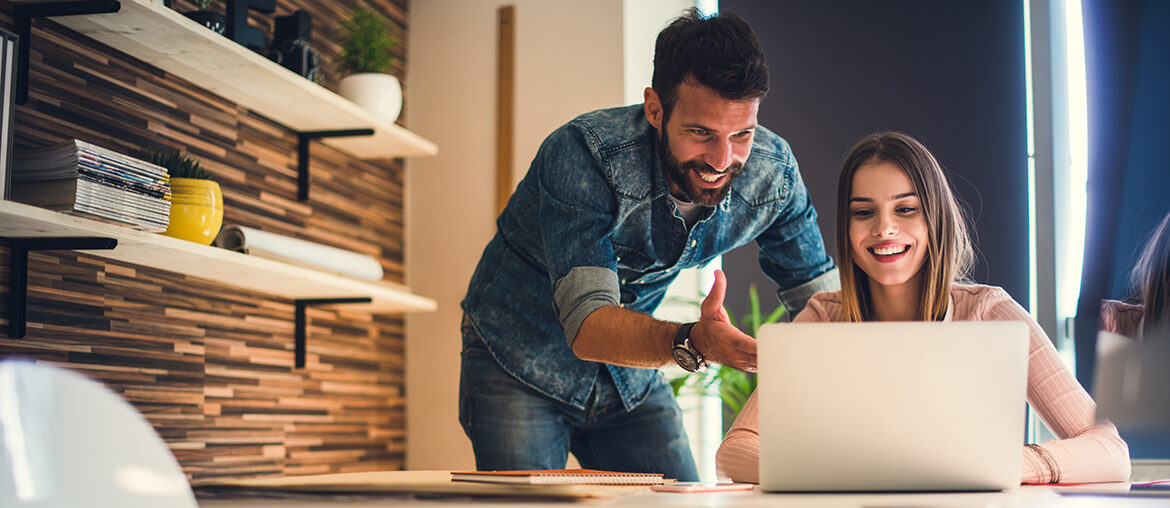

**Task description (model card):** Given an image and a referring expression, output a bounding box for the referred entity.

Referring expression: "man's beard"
[659,129,742,207]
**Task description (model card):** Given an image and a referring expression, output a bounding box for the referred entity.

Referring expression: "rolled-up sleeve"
[554,266,619,346]
[756,165,838,317]
[778,268,839,317]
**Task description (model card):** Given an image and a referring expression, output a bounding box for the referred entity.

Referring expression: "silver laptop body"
[757,321,1028,492]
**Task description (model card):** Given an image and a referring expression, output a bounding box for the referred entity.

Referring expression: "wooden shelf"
[0,200,437,314]
[15,0,437,159]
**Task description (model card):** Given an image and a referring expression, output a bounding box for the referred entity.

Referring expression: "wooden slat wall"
[0,0,413,482]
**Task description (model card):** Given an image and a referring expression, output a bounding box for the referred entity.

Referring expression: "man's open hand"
[692,269,757,372]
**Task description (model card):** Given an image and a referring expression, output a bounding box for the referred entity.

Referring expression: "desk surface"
[197,484,1167,508]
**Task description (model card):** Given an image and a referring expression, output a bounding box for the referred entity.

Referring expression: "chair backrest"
[0,360,197,507]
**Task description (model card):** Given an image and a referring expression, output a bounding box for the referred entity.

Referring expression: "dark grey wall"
[721,0,1028,318]
[1103,1,1170,300]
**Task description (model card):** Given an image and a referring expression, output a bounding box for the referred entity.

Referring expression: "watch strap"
[673,322,697,348]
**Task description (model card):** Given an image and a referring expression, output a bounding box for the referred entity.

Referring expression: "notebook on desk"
[756,321,1029,492]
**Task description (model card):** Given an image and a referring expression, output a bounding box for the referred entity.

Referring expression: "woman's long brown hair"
[1133,212,1170,338]
[835,132,974,322]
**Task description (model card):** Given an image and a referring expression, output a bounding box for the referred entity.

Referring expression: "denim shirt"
[461,104,838,412]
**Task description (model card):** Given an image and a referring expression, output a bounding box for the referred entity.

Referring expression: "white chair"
[0,360,196,507]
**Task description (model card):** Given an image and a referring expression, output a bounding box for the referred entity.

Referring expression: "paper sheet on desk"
[214,225,384,281]
[194,470,651,500]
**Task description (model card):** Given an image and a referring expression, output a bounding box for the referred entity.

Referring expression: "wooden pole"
[496,5,515,216]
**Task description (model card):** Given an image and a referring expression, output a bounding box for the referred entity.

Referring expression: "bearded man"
[458,8,837,481]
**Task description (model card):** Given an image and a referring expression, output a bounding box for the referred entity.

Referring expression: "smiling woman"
[845,162,929,314]
[714,132,1130,486]
[834,133,973,323]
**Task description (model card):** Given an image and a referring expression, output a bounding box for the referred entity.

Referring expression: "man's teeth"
[698,172,723,183]
[872,245,909,256]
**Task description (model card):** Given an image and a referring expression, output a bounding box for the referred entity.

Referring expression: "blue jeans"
[458,318,699,481]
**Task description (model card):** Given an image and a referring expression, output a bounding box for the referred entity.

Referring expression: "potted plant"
[151,150,223,245]
[183,0,226,35]
[335,7,402,124]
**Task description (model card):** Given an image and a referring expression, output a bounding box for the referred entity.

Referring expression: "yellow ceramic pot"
[163,178,223,245]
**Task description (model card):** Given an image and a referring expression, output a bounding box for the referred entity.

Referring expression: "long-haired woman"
[715,132,1130,485]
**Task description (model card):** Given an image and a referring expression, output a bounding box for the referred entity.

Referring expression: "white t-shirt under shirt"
[671,195,707,230]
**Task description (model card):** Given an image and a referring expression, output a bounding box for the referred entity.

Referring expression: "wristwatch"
[672,322,707,372]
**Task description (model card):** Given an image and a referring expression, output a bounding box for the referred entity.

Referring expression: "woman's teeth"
[871,245,909,256]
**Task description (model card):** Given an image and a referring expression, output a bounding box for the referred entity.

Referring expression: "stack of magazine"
[11,139,171,232]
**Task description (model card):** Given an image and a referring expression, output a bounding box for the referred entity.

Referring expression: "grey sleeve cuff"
[778,267,839,320]
[553,266,620,347]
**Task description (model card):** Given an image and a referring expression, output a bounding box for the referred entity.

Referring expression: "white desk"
[197,484,1166,507]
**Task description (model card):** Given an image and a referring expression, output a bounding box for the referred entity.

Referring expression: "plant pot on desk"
[164,178,223,245]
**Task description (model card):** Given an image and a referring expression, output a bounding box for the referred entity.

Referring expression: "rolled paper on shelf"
[214,225,384,281]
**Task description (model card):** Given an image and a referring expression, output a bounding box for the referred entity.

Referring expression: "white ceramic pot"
[338,72,403,124]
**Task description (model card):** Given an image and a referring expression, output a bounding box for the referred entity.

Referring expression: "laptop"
[756,321,1029,492]
[1093,330,1170,434]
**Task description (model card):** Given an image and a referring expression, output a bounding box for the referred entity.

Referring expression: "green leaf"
[748,284,761,337]
[338,7,398,75]
[763,303,788,326]
[149,150,213,180]
[717,368,756,415]
[669,375,688,397]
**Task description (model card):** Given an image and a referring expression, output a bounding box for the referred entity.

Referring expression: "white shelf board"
[17,0,437,159]
[0,200,437,314]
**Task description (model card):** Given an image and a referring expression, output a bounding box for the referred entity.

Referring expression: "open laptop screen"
[756,321,1028,492]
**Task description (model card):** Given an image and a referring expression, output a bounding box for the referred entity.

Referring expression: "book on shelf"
[11,139,171,232]
[449,469,666,486]
[15,139,167,180]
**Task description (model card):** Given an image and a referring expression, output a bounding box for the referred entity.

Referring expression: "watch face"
[672,347,699,372]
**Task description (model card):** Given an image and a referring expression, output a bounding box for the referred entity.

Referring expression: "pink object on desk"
[651,482,755,493]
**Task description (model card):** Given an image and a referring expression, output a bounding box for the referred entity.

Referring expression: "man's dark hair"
[651,8,769,122]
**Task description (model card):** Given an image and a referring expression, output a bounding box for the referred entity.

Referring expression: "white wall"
[623,1,694,105]
[406,0,689,470]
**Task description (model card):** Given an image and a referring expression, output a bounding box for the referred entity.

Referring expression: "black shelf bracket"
[14,1,121,105]
[296,129,375,202]
[5,236,117,339]
[293,297,371,368]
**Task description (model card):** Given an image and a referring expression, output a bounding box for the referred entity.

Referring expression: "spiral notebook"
[450,469,665,485]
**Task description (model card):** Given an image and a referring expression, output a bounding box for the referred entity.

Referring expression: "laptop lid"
[1093,330,1170,456]
[756,321,1028,492]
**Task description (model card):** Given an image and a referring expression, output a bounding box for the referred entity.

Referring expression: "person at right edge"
[458,9,838,481]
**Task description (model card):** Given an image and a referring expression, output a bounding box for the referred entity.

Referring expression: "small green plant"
[194,0,212,11]
[667,284,787,428]
[150,150,214,180]
[337,7,398,75]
